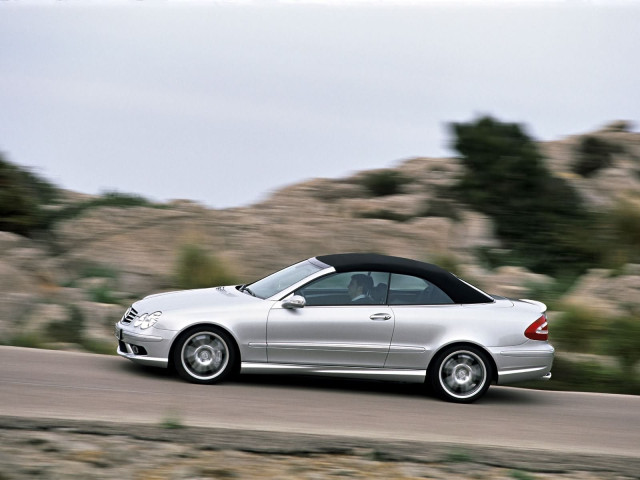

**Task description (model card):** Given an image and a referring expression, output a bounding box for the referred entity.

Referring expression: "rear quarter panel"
[385,300,543,369]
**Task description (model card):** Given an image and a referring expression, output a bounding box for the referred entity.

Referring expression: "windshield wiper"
[239,284,257,297]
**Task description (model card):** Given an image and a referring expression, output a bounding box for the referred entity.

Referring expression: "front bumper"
[115,322,174,368]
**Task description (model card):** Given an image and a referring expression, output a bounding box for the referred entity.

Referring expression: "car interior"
[296,271,454,306]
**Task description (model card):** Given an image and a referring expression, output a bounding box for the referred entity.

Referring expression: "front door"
[266,271,393,367]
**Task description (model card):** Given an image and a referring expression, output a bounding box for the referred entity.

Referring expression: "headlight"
[140,311,162,329]
[133,313,147,327]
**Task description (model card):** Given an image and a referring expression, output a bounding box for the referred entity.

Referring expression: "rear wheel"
[173,326,236,384]
[429,346,492,403]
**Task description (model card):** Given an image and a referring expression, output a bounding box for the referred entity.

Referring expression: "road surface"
[1,346,639,458]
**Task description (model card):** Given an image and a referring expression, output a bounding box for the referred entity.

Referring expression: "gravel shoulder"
[1,416,638,479]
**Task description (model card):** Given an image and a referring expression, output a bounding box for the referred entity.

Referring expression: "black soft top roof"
[315,253,492,305]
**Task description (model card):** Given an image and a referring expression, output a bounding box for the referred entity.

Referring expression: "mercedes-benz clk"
[116,253,553,403]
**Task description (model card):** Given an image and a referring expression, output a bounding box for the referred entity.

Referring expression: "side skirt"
[240,362,427,383]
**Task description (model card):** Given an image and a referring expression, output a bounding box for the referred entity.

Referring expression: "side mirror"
[282,295,306,309]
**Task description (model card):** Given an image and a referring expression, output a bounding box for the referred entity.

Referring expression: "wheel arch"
[169,322,241,372]
[427,341,498,384]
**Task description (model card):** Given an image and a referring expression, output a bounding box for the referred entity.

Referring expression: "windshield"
[246,259,327,299]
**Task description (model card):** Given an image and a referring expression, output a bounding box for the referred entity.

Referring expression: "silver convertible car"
[116,253,553,403]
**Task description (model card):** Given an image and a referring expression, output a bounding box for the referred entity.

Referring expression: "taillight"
[525,315,548,341]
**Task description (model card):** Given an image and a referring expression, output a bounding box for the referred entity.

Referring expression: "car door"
[266,271,394,367]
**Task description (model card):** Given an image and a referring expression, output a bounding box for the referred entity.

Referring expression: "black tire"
[173,326,236,384]
[429,345,492,403]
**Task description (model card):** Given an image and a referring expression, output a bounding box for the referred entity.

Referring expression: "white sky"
[1,0,639,208]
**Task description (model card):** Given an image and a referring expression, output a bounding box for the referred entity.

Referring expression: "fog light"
[131,345,140,355]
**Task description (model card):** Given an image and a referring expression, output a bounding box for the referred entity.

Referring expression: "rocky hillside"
[1,121,639,352]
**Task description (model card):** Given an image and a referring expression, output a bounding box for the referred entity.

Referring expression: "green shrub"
[175,245,238,289]
[0,154,57,236]
[443,449,474,463]
[509,471,535,480]
[90,285,119,304]
[427,253,461,276]
[93,191,155,207]
[608,200,640,264]
[418,198,461,221]
[7,332,47,349]
[46,305,85,345]
[474,247,515,271]
[522,276,577,311]
[518,355,640,395]
[160,412,185,430]
[572,136,624,178]
[551,306,608,353]
[360,170,410,197]
[81,263,119,279]
[602,315,640,374]
[46,191,163,227]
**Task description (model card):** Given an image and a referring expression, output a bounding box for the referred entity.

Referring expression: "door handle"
[370,313,392,321]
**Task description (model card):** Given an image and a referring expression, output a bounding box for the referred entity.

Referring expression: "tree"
[450,116,600,275]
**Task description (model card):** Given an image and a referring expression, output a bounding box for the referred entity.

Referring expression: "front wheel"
[429,346,492,403]
[173,326,236,384]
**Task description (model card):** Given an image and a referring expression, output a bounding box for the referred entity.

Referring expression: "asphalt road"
[1,346,639,459]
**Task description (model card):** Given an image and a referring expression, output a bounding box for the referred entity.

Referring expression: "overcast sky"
[1,0,639,209]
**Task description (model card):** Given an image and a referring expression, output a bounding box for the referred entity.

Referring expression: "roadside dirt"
[1,417,638,479]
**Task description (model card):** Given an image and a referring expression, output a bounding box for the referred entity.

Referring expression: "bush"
[175,245,238,289]
[607,199,640,265]
[602,315,640,374]
[553,307,640,376]
[518,355,640,395]
[0,154,57,236]
[418,198,461,221]
[612,200,640,244]
[572,136,624,178]
[7,332,47,350]
[360,170,410,197]
[427,253,461,276]
[81,263,119,279]
[46,191,162,227]
[522,276,578,311]
[46,305,85,345]
[90,285,119,304]
[551,306,608,353]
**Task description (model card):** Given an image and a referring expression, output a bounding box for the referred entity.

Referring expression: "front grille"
[121,307,138,325]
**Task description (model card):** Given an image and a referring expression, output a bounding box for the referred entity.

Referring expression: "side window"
[388,274,454,305]
[295,272,389,306]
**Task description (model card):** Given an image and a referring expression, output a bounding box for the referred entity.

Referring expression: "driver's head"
[348,274,372,299]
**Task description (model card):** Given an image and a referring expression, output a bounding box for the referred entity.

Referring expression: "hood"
[134,285,259,313]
